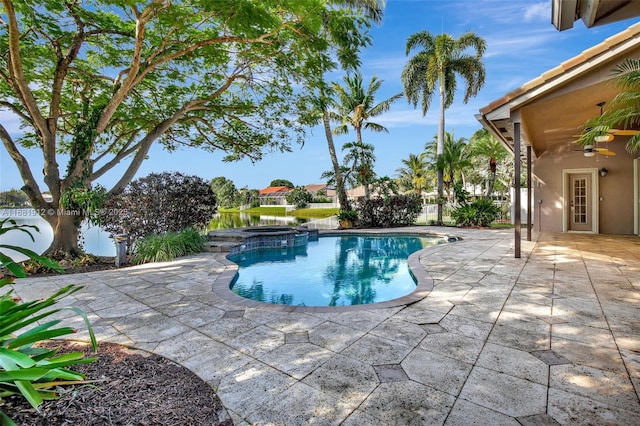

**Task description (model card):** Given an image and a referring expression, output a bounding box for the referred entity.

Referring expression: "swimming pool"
[227,234,444,307]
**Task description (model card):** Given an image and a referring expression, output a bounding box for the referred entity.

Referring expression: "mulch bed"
[1,260,233,426]
[1,341,232,426]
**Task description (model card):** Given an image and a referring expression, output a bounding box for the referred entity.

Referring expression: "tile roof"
[479,21,640,115]
[259,186,292,195]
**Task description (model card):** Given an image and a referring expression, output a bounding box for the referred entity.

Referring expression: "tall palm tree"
[402,31,486,223]
[425,131,472,201]
[396,153,432,197]
[316,1,386,211]
[469,128,508,198]
[332,72,402,199]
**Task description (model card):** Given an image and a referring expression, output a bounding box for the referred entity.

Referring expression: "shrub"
[98,172,217,246]
[451,197,500,227]
[285,186,313,209]
[355,194,422,228]
[132,228,205,264]
[0,219,97,425]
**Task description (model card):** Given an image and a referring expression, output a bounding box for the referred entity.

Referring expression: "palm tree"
[396,153,432,197]
[425,131,472,201]
[402,31,486,223]
[332,72,402,199]
[582,58,640,152]
[342,140,376,191]
[469,128,508,198]
[314,1,386,211]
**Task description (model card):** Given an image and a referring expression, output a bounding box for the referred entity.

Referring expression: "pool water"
[228,234,443,307]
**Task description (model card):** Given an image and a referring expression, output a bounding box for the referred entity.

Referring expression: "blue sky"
[1,0,639,193]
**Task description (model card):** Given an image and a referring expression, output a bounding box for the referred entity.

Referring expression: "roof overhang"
[477,23,640,159]
[553,0,640,31]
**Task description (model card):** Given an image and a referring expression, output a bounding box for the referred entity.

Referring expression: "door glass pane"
[573,178,587,224]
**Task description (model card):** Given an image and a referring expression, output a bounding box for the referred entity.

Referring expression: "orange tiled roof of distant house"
[259,186,291,195]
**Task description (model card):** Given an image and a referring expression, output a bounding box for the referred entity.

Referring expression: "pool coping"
[211,229,460,313]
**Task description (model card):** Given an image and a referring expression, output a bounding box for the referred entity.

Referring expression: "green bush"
[0,219,97,425]
[98,172,217,246]
[132,228,205,264]
[451,197,500,227]
[355,194,422,228]
[285,186,313,209]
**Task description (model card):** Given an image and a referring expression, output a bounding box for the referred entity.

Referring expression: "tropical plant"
[332,72,403,200]
[469,128,509,198]
[0,0,372,258]
[342,140,377,192]
[451,197,500,227]
[425,131,472,201]
[396,153,433,196]
[299,0,386,212]
[581,58,640,152]
[402,31,486,224]
[98,172,216,247]
[337,209,359,229]
[0,219,97,425]
[285,186,313,209]
[132,228,205,264]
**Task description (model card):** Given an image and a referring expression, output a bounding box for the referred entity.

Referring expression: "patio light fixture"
[599,167,608,177]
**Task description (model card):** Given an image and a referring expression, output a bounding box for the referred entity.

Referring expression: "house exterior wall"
[534,138,636,235]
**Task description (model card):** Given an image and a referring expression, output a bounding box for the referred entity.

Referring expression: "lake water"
[0,208,116,260]
[0,210,311,261]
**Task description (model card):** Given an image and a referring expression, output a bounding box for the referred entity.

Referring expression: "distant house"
[258,186,292,205]
[304,184,336,201]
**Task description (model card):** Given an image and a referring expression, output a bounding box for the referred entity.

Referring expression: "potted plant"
[337,210,358,229]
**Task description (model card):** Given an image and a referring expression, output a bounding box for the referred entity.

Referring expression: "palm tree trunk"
[486,158,496,198]
[323,110,350,210]
[437,75,446,224]
[356,127,371,201]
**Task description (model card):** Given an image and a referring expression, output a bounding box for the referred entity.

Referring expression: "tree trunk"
[486,158,496,198]
[437,75,446,225]
[355,127,371,201]
[323,110,350,211]
[43,210,83,258]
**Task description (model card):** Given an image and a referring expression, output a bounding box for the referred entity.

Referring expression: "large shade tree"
[401,31,486,223]
[0,0,371,257]
[331,72,402,200]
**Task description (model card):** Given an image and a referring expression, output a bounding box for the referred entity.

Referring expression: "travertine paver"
[12,228,640,425]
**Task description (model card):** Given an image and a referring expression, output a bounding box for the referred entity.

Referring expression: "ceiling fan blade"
[610,129,639,136]
[594,148,616,156]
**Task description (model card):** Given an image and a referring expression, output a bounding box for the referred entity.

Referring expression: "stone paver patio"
[14,228,640,425]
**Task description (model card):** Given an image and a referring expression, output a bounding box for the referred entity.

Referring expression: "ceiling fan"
[589,102,640,142]
[580,144,616,157]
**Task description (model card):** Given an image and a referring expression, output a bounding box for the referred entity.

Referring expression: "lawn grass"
[218,206,338,219]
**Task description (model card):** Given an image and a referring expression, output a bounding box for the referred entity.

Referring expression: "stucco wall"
[533,138,636,235]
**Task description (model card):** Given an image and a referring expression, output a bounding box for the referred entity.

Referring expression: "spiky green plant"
[0,219,97,425]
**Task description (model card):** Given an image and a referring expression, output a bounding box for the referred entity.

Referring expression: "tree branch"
[0,123,48,209]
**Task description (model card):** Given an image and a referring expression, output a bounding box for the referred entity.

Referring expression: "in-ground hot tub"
[207,226,317,254]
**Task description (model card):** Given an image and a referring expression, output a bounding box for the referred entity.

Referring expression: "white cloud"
[524,2,550,22]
